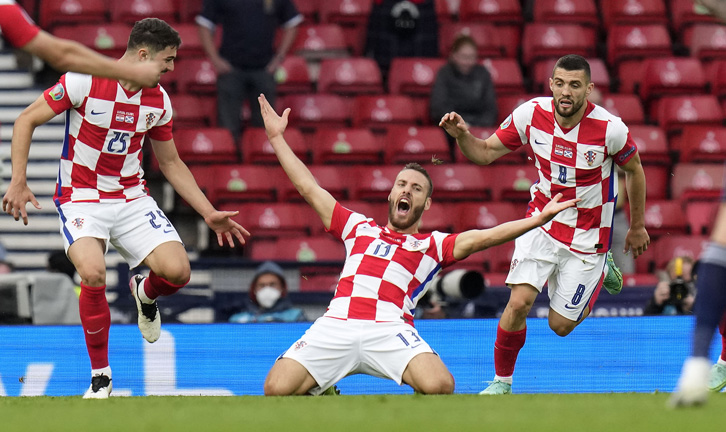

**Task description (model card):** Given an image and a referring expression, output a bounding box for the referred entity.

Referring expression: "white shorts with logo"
[506,228,607,321]
[281,316,435,395]
[56,196,183,269]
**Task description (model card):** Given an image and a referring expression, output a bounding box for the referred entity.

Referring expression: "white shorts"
[506,228,606,321]
[281,317,435,395]
[56,196,183,269]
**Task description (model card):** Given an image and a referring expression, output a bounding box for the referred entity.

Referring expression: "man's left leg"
[402,353,455,394]
[709,314,726,392]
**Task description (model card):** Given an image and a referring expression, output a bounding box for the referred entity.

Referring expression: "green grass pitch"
[1,393,724,432]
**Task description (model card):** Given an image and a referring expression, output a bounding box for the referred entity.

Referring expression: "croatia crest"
[146,112,156,129]
[584,150,597,166]
[294,340,307,351]
[71,218,84,229]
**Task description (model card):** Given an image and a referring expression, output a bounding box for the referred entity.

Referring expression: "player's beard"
[554,95,584,118]
[388,199,426,231]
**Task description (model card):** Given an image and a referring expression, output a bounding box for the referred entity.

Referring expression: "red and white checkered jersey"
[0,0,40,48]
[43,73,174,205]
[495,97,638,254]
[324,203,459,326]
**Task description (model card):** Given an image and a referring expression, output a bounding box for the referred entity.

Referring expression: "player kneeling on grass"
[2,18,249,399]
[257,94,579,395]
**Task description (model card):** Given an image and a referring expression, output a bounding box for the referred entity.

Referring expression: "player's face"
[147,46,177,85]
[387,169,431,232]
[549,68,593,119]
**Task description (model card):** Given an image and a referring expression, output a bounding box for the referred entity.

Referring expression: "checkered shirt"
[324,203,459,326]
[495,97,638,254]
[0,1,40,48]
[43,73,174,205]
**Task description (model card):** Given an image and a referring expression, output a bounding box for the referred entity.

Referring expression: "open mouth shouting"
[396,196,411,217]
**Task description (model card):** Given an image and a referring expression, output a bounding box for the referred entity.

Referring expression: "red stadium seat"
[221,202,318,239]
[706,60,726,100]
[418,203,455,233]
[616,60,646,94]
[173,23,209,58]
[289,0,319,22]
[175,59,217,95]
[170,94,215,129]
[388,58,447,96]
[601,0,668,28]
[532,0,599,27]
[684,24,726,61]
[275,56,313,94]
[317,58,383,95]
[685,201,720,235]
[435,0,458,23]
[426,164,492,201]
[643,200,688,236]
[351,95,420,130]
[383,126,451,165]
[652,234,709,271]
[671,163,726,202]
[676,125,726,163]
[531,57,610,94]
[338,200,388,227]
[279,165,353,202]
[40,0,108,29]
[599,94,645,125]
[249,235,346,263]
[438,22,504,58]
[311,128,383,164]
[482,58,525,94]
[655,95,723,134]
[606,24,672,66]
[458,0,523,26]
[639,57,707,104]
[110,0,177,24]
[495,93,539,124]
[670,0,721,32]
[642,165,669,200]
[454,201,522,232]
[210,165,285,204]
[353,165,405,201]
[178,0,203,23]
[299,273,340,292]
[175,128,238,163]
[627,125,670,165]
[277,94,351,131]
[521,23,596,66]
[487,164,539,202]
[52,24,131,58]
[289,24,349,60]
[319,0,371,25]
[240,127,309,164]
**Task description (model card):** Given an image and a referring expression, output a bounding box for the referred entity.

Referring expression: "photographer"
[644,256,696,315]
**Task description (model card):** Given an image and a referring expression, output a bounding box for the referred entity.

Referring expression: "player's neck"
[117,55,142,93]
[386,222,419,236]
[554,108,586,130]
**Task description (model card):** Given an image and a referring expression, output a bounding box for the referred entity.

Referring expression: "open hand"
[539,193,580,224]
[258,93,290,140]
[2,182,41,225]
[204,210,251,248]
[438,111,469,139]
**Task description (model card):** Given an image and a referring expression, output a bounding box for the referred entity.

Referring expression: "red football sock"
[143,270,188,300]
[494,324,527,378]
[719,313,726,362]
[79,283,110,370]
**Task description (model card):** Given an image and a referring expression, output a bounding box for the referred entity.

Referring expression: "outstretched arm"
[151,138,250,247]
[439,111,512,165]
[619,153,650,258]
[452,194,579,260]
[258,94,337,230]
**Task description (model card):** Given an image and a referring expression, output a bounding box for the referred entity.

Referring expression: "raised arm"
[151,138,249,247]
[258,94,337,230]
[452,193,579,260]
[2,95,57,224]
[619,152,650,258]
[439,111,512,165]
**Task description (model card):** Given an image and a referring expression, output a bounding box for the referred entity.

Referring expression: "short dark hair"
[552,54,591,82]
[402,162,433,198]
[450,34,477,54]
[127,18,181,54]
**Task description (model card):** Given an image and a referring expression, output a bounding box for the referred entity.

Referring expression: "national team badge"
[116,110,135,124]
[145,112,156,129]
[584,150,596,166]
[510,258,519,271]
[294,340,307,351]
[71,218,84,229]
[49,83,65,101]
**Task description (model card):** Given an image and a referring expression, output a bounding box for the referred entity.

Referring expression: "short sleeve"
[607,119,638,166]
[494,99,535,151]
[438,233,460,268]
[195,0,220,30]
[0,3,40,48]
[278,0,303,28]
[43,73,90,114]
[147,90,174,141]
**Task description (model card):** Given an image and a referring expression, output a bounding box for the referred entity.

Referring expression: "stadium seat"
[487,164,539,202]
[279,165,353,202]
[175,128,238,163]
[312,128,383,164]
[670,0,721,32]
[319,0,371,26]
[353,165,406,201]
[606,24,672,66]
[173,23,208,58]
[178,0,203,23]
[599,93,646,125]
[458,0,523,26]
[531,57,610,93]
[249,235,346,263]
[671,163,726,201]
[111,0,177,24]
[454,201,522,232]
[521,23,596,66]
[40,0,108,29]
[240,127,309,164]
[426,164,492,201]
[435,0,458,24]
[338,200,388,227]
[383,126,451,165]
[532,0,599,27]
[289,0,319,22]
[275,56,313,94]
[482,58,525,95]
[675,125,726,163]
[638,57,707,104]
[438,22,504,58]
[642,165,669,200]
[643,200,688,236]
[288,24,349,60]
[705,59,726,100]
[418,203,455,233]
[351,95,420,130]
[684,24,726,62]
[495,93,539,124]
[616,60,646,94]
[685,200,720,235]
[601,0,668,28]
[655,95,723,134]
[387,58,447,96]
[317,58,383,95]
[627,125,670,165]
[208,165,285,204]
[277,94,351,131]
[651,234,709,272]
[171,94,215,129]
[220,202,318,239]
[52,24,131,58]
[175,58,217,95]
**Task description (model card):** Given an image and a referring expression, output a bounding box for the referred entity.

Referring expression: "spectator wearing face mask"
[229,261,307,323]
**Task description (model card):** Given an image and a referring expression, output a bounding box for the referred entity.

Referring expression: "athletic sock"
[720,313,726,363]
[79,283,110,370]
[692,243,726,358]
[142,270,188,300]
[92,366,112,378]
[493,324,526,379]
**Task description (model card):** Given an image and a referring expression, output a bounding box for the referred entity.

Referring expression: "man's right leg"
[264,358,318,396]
[480,283,538,395]
[68,238,112,399]
[709,314,726,392]
[216,69,245,142]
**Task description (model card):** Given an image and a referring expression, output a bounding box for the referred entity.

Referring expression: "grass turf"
[1,393,724,432]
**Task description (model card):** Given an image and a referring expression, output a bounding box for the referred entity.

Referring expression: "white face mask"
[256,285,282,309]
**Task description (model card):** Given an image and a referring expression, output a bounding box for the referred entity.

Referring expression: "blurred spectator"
[365,0,439,79]
[644,256,696,315]
[229,261,306,323]
[196,0,302,141]
[430,34,497,129]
